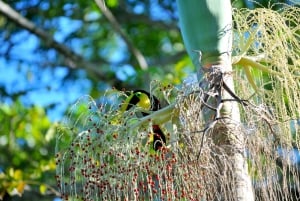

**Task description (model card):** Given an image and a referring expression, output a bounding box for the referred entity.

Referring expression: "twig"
[196,69,250,159]
[94,0,148,70]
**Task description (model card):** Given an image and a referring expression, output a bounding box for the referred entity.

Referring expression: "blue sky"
[0,53,92,121]
[0,1,172,122]
[0,17,98,121]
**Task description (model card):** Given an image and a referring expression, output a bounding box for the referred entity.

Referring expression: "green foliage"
[1,0,299,200]
[0,101,58,200]
[55,87,189,200]
[232,5,300,201]
[0,0,185,93]
[55,3,300,201]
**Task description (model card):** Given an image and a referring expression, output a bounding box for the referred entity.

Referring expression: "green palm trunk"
[177,0,254,200]
[177,0,232,70]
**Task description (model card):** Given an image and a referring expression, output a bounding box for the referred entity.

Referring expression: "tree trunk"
[176,0,254,200]
[203,63,254,201]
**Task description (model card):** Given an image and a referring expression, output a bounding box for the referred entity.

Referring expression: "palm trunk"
[176,0,254,200]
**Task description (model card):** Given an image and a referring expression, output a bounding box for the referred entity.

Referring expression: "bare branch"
[94,0,148,70]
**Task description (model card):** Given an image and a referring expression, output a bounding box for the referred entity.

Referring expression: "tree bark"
[201,63,254,201]
[176,0,254,199]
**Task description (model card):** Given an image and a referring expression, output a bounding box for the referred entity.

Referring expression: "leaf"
[13,170,23,180]
[106,0,119,7]
[45,123,56,142]
[243,65,260,93]
[39,184,47,195]
[8,169,21,180]
[0,104,12,116]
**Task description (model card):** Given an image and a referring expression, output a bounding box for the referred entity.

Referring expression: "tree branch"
[94,0,148,70]
[116,10,179,31]
[0,0,110,81]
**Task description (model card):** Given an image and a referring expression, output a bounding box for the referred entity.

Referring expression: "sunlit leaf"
[106,0,118,7]
[45,123,56,142]
[0,104,12,116]
[12,169,23,180]
[39,184,47,195]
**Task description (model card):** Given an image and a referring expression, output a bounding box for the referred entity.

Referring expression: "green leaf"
[106,0,119,7]
[0,104,12,116]
[45,124,56,142]
[39,184,47,195]
[9,169,23,180]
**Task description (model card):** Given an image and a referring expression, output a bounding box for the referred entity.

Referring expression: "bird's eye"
[136,92,142,97]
